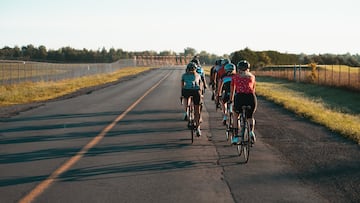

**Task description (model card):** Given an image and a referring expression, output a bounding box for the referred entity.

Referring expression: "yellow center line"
[19,72,171,203]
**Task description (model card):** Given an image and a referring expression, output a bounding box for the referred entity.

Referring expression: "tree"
[183,47,197,57]
[37,45,47,60]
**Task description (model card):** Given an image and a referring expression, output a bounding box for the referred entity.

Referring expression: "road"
[0,67,359,203]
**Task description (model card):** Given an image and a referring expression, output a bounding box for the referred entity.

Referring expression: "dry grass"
[256,77,360,144]
[0,67,152,106]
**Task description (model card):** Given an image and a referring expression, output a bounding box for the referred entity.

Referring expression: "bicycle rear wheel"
[242,121,250,163]
[189,121,194,144]
[226,112,233,142]
[236,142,243,156]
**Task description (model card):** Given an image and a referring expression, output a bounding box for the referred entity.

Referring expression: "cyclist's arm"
[230,80,235,102]
[201,74,207,89]
[209,67,215,85]
[217,79,223,97]
[253,76,256,93]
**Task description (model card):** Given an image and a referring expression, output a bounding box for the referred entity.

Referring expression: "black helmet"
[237,60,250,71]
[190,58,200,66]
[186,62,197,72]
[215,59,222,65]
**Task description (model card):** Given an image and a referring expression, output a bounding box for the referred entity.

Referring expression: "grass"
[0,67,152,106]
[256,77,360,144]
[318,64,360,73]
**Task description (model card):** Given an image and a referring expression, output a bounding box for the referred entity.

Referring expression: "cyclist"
[181,62,203,136]
[214,59,231,109]
[230,60,257,144]
[217,63,236,125]
[216,58,231,82]
[191,55,207,95]
[209,59,222,100]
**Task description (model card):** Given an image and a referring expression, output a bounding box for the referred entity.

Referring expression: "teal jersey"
[182,72,201,90]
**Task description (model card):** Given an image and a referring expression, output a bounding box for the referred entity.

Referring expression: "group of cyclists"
[181,56,207,137]
[181,56,257,144]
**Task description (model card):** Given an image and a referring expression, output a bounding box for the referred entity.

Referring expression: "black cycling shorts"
[182,89,201,105]
[221,92,230,103]
[234,93,257,118]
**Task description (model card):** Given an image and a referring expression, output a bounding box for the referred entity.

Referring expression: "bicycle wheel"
[226,112,233,142]
[190,121,194,143]
[236,142,243,156]
[242,121,251,163]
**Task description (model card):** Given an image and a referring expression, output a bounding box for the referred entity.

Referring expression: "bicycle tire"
[191,121,194,144]
[243,121,251,163]
[226,112,233,142]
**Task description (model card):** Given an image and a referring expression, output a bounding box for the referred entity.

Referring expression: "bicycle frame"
[225,101,233,144]
[236,105,252,163]
[186,96,196,143]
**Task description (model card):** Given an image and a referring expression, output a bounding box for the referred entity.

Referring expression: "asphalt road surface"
[0,67,359,203]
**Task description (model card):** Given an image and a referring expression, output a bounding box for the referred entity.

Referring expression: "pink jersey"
[231,73,255,94]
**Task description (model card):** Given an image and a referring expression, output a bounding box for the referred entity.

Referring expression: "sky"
[1,0,359,56]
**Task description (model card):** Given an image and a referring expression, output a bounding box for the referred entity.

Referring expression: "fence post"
[348,66,350,88]
[318,65,320,84]
[338,65,341,86]
[331,65,333,85]
[293,64,296,81]
[18,62,20,83]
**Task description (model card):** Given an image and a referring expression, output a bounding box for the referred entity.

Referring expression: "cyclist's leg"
[220,93,227,125]
[249,93,258,143]
[182,89,190,120]
[193,90,202,136]
[233,93,242,133]
[222,93,231,124]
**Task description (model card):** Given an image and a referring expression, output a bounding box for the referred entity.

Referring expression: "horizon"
[1,0,359,56]
[1,44,359,57]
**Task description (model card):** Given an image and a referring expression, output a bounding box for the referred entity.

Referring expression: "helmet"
[186,62,197,72]
[221,59,230,66]
[191,58,200,66]
[237,60,250,71]
[224,63,235,73]
[215,59,222,65]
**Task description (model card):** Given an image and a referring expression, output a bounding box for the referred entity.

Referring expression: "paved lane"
[1,67,357,203]
[0,67,232,203]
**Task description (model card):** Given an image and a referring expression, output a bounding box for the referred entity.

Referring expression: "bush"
[307,63,318,82]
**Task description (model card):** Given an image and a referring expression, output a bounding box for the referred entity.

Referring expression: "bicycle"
[182,96,196,143]
[225,101,233,144]
[235,105,252,163]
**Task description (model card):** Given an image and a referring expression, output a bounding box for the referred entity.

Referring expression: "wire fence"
[0,59,137,85]
[254,65,360,91]
[0,55,193,85]
[0,56,191,85]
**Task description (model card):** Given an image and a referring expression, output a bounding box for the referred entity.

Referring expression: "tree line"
[1,45,359,68]
[231,48,360,69]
